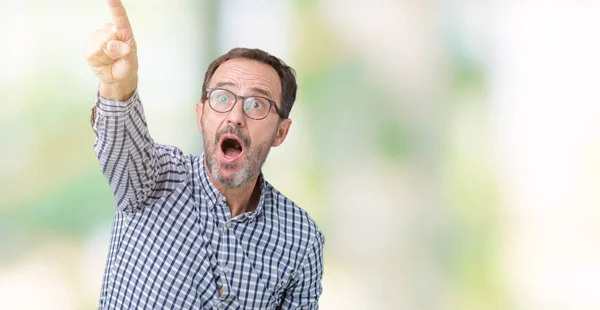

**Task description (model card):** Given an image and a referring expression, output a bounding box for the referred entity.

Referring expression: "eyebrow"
[214,81,273,100]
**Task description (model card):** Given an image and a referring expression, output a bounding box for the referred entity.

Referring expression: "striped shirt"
[91,90,324,309]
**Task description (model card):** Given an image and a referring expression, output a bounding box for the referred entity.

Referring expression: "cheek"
[201,115,221,137]
[248,125,278,146]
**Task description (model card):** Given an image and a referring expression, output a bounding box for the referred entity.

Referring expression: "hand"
[84,0,138,101]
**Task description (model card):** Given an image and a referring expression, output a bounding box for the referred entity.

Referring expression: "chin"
[212,160,252,188]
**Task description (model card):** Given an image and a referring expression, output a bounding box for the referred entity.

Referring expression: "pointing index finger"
[106,0,131,32]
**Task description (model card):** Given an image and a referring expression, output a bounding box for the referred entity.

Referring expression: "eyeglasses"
[205,88,284,120]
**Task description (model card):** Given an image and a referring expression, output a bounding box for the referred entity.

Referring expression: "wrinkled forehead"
[210,58,282,102]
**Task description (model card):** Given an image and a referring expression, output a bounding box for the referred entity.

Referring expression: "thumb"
[105,40,132,59]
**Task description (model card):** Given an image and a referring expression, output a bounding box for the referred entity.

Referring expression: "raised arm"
[85,0,187,213]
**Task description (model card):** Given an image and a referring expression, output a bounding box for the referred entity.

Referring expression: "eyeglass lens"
[209,88,271,119]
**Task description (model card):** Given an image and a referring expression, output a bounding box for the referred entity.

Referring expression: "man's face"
[196,58,292,188]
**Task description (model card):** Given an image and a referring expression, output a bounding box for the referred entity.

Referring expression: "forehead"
[210,58,281,100]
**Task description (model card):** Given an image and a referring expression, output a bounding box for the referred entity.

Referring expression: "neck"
[204,159,261,217]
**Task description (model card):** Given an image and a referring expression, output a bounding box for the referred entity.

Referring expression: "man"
[84,1,324,309]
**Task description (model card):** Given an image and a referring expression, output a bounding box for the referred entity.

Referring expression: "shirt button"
[226,222,232,228]
[223,266,230,273]
[217,302,223,308]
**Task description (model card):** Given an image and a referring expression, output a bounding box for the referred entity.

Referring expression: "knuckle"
[84,45,98,60]
[94,29,109,41]
[93,48,105,57]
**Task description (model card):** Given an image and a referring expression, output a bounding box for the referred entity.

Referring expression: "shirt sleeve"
[91,89,187,213]
[278,231,325,310]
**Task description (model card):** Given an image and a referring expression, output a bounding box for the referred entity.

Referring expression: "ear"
[272,118,292,147]
[196,101,204,133]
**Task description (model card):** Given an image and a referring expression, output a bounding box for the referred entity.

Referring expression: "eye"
[251,100,263,109]
[210,89,233,105]
[245,98,266,110]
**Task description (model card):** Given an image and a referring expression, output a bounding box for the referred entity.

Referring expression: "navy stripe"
[100,116,119,176]
[125,112,147,202]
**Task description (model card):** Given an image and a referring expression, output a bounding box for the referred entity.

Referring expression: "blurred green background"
[1,0,599,309]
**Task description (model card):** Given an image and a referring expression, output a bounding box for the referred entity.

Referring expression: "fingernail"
[108,41,119,53]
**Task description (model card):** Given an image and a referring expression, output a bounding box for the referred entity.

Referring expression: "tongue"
[224,146,241,158]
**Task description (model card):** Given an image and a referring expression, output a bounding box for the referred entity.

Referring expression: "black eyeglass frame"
[205,88,284,120]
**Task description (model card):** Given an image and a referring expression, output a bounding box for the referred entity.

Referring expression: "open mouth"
[220,135,244,160]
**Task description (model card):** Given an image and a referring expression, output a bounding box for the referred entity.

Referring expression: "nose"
[225,97,246,128]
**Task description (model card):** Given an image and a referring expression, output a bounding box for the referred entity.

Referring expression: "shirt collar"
[199,153,268,219]
[199,153,222,205]
[250,174,267,219]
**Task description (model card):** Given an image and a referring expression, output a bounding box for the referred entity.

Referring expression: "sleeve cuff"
[94,88,140,116]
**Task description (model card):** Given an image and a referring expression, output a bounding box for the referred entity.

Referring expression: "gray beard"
[208,152,255,188]
[203,124,277,188]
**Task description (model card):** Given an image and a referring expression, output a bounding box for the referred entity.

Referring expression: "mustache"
[216,126,251,148]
